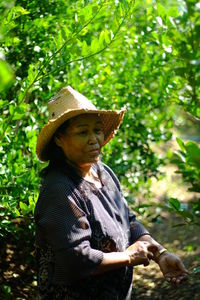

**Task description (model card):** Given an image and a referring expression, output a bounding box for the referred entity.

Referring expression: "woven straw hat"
[36,85,125,161]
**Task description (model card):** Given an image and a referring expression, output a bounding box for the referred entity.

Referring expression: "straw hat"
[36,85,125,161]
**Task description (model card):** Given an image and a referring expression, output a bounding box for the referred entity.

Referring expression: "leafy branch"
[0,0,135,142]
[37,1,105,78]
[0,1,105,141]
[38,0,135,81]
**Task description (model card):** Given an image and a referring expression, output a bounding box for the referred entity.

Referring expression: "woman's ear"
[54,134,62,147]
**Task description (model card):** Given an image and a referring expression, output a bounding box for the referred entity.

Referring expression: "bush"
[167,138,200,226]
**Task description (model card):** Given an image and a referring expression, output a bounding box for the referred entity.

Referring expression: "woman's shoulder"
[40,167,78,197]
[43,168,69,185]
[36,168,80,214]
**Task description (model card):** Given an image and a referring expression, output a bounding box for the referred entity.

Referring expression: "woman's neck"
[80,165,93,178]
[65,157,92,178]
[83,165,102,188]
[65,158,102,188]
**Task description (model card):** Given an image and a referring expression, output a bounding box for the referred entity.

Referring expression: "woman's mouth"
[88,149,100,155]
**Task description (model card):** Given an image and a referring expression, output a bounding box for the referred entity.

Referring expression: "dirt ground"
[132,211,200,300]
[132,155,200,300]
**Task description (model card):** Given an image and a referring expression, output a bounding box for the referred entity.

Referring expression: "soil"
[132,150,200,300]
[132,212,200,300]
[0,223,37,299]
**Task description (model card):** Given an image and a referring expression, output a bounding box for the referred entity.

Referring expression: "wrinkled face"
[55,114,105,168]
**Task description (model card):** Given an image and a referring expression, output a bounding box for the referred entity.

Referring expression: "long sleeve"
[101,163,150,244]
[128,210,150,243]
[35,181,103,283]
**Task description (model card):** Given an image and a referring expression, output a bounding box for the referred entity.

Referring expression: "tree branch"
[0,1,105,141]
[38,0,135,81]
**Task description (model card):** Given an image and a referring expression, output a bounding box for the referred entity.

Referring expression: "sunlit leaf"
[0,60,14,91]
[176,137,186,152]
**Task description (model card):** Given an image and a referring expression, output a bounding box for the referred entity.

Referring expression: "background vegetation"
[0,0,199,298]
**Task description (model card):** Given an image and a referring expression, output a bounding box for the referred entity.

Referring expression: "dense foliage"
[167,138,200,226]
[1,0,200,297]
[0,0,199,235]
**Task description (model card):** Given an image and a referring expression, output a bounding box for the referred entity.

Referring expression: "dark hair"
[40,119,80,182]
[40,117,103,194]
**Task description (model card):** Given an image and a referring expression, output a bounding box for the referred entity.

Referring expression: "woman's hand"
[125,241,158,267]
[157,252,188,283]
[93,241,158,275]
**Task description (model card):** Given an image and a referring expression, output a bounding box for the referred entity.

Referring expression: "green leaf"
[9,104,15,115]
[19,201,29,215]
[55,30,63,49]
[81,40,88,56]
[169,198,181,211]
[2,284,11,295]
[185,141,200,165]
[157,3,167,19]
[191,266,200,274]
[104,29,111,44]
[0,60,14,91]
[115,83,124,89]
[8,6,30,20]
[173,150,186,163]
[91,37,99,53]
[99,29,110,47]
[178,209,193,220]
[176,137,186,152]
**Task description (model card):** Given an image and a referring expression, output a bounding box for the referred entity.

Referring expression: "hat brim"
[36,108,125,161]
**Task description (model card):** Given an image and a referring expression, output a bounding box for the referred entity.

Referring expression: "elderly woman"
[35,86,187,300]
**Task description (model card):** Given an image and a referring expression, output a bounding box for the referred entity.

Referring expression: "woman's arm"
[93,240,157,275]
[136,234,188,283]
[93,252,130,275]
[135,234,165,257]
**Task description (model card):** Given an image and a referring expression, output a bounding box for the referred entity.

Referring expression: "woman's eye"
[78,131,87,136]
[95,129,102,134]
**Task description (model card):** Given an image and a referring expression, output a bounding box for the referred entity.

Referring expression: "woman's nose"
[88,133,97,144]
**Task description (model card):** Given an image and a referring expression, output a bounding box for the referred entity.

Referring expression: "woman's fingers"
[165,276,171,282]
[164,271,188,284]
[126,241,152,266]
[147,251,154,260]
[143,258,150,266]
[147,245,159,254]
[126,241,160,266]
[140,243,155,261]
[176,259,189,274]
[146,244,159,260]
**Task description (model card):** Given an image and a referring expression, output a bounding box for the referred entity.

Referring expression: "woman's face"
[55,114,104,168]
